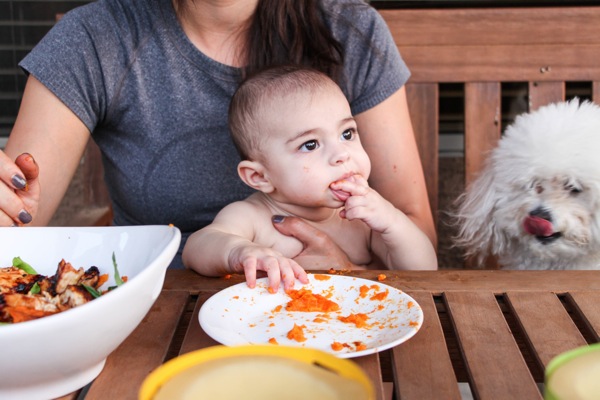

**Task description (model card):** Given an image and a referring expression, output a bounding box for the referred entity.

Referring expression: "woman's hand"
[271,215,358,270]
[0,152,40,226]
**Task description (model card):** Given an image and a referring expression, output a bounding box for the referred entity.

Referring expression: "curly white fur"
[453,99,600,270]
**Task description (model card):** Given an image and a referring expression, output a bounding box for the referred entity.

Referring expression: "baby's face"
[258,85,371,209]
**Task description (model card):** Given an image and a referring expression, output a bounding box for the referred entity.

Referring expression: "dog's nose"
[529,206,553,222]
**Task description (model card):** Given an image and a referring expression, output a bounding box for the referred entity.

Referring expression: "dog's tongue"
[523,215,554,237]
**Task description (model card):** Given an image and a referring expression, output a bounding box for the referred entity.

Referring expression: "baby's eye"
[299,140,319,152]
[341,128,355,141]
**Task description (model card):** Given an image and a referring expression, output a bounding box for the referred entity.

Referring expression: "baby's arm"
[182,201,308,291]
[331,176,437,270]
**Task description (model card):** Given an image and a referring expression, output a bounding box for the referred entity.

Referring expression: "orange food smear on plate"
[370,289,389,301]
[287,323,307,342]
[354,341,367,351]
[331,341,367,352]
[313,274,331,281]
[285,288,340,312]
[359,284,380,298]
[331,342,344,351]
[338,313,369,328]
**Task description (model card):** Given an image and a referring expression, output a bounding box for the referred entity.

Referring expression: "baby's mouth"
[330,187,351,202]
[330,174,355,202]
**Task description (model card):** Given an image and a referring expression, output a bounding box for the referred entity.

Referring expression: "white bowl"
[0,225,181,400]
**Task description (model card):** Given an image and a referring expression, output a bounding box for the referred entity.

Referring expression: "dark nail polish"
[272,215,285,223]
[11,174,27,190]
[18,210,32,224]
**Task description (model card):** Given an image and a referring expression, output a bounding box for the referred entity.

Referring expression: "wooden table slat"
[179,292,220,355]
[353,353,384,400]
[56,271,600,400]
[84,291,190,400]
[163,269,600,294]
[391,291,461,400]
[505,291,587,367]
[445,291,542,400]
[568,291,600,341]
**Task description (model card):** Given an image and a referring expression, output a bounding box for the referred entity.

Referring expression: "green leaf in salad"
[83,284,102,299]
[112,252,124,287]
[12,256,37,275]
[29,282,41,295]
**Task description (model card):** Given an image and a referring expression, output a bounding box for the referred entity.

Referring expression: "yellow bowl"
[545,343,600,400]
[139,345,374,400]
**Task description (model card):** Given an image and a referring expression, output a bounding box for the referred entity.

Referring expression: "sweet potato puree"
[285,288,340,313]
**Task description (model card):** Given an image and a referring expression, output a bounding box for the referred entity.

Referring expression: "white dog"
[453,99,600,270]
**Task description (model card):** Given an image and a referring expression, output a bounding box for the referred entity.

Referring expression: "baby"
[182,66,437,291]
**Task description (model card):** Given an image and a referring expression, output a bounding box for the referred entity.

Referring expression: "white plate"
[199,274,423,358]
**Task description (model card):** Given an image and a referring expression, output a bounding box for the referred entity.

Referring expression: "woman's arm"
[355,86,437,248]
[3,76,90,226]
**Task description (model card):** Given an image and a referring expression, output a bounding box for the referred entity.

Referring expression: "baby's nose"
[331,149,350,165]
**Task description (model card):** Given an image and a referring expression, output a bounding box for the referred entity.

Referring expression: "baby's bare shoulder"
[213,193,273,226]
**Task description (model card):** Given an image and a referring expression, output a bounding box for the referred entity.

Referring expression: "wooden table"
[61,269,600,400]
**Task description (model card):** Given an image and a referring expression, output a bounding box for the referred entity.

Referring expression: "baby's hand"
[229,245,308,293]
[330,174,397,233]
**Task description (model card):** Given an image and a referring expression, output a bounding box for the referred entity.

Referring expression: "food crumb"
[268,337,279,345]
[354,341,367,351]
[272,305,283,313]
[377,274,387,281]
[338,313,369,328]
[223,274,232,280]
[370,289,389,301]
[331,342,344,351]
[287,323,307,342]
[313,274,331,281]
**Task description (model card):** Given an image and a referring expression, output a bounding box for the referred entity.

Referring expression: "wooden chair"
[376,4,600,267]
[69,5,600,268]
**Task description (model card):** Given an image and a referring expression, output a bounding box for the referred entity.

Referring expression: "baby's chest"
[326,221,372,265]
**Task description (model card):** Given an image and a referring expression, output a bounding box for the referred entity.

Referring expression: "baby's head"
[229,65,346,161]
[229,65,371,207]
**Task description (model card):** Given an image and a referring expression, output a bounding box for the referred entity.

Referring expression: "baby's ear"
[238,160,274,193]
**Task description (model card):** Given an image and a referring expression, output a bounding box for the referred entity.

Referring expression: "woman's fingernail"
[11,174,27,190]
[272,215,285,223]
[18,210,32,224]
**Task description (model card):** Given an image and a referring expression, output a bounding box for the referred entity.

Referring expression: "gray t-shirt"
[19,0,409,268]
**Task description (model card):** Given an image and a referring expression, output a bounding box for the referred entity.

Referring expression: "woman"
[0,0,435,269]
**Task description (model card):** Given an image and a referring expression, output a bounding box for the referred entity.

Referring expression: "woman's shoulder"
[321,0,383,29]
[57,0,160,38]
